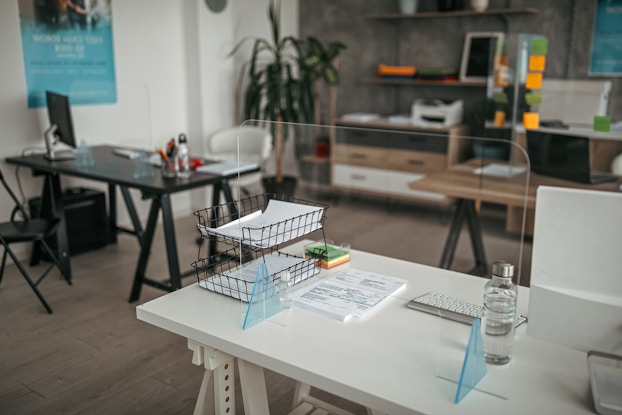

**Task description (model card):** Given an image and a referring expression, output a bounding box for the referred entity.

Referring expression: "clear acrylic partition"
[192,120,530,338]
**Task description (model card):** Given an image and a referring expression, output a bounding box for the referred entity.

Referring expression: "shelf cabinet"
[331,119,470,203]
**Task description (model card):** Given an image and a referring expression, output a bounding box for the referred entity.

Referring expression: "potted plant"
[232,0,345,196]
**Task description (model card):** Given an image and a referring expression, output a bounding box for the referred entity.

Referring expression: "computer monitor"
[44,91,77,160]
[526,130,617,184]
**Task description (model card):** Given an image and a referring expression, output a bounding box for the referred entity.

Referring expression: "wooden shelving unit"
[360,8,539,20]
[360,77,486,87]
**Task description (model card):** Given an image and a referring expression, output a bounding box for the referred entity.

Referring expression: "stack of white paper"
[291,268,407,321]
[197,199,325,248]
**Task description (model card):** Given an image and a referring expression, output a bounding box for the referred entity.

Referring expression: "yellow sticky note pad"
[526,72,543,90]
[529,55,546,72]
[523,112,540,130]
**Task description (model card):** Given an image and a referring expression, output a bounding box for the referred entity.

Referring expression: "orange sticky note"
[526,72,543,89]
[529,55,546,72]
[523,112,540,130]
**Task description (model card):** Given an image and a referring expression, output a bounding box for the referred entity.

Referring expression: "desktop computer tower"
[29,187,112,256]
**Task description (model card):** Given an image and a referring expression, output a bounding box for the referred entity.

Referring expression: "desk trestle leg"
[188,340,236,415]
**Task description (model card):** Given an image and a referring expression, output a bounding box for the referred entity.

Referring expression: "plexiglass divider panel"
[193,121,530,330]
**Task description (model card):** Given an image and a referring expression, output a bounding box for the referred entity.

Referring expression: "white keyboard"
[407,292,527,328]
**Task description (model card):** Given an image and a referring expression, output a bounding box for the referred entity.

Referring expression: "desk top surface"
[137,241,592,415]
[409,159,621,209]
[5,145,244,194]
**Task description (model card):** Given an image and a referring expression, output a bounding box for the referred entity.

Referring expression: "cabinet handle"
[351,174,366,180]
[351,153,368,159]
[407,159,425,166]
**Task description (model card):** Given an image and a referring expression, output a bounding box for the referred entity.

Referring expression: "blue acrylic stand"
[454,317,487,404]
[242,263,282,330]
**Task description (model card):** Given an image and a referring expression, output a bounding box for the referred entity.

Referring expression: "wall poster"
[18,0,116,108]
[590,0,622,75]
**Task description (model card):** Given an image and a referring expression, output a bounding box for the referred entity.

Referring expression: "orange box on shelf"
[377,64,417,77]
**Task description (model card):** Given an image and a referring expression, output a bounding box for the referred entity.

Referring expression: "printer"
[411,99,463,128]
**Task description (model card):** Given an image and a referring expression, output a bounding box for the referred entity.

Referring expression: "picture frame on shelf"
[460,32,504,83]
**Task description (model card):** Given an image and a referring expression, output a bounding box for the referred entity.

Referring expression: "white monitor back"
[528,186,622,354]
[540,79,611,126]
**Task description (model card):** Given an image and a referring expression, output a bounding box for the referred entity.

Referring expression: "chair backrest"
[206,126,272,164]
[0,169,30,221]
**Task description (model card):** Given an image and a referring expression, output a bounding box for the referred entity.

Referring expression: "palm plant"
[234,0,345,187]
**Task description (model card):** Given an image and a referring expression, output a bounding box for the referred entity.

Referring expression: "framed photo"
[460,32,504,82]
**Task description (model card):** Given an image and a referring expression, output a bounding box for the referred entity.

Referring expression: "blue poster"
[18,0,117,108]
[590,0,622,75]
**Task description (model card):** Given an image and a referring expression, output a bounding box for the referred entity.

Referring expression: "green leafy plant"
[233,0,345,184]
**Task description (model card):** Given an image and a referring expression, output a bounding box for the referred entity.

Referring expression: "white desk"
[136,241,593,415]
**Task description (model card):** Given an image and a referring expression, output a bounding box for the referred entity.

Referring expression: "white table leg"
[292,382,312,408]
[188,340,236,415]
[237,359,270,415]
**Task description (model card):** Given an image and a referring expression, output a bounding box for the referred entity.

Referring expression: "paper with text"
[291,268,407,321]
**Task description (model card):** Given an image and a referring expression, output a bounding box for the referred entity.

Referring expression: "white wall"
[0,0,298,256]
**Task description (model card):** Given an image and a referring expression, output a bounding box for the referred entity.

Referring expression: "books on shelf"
[377,64,417,78]
[197,199,325,248]
[291,268,407,321]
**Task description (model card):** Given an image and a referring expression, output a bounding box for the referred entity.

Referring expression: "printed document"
[291,268,407,321]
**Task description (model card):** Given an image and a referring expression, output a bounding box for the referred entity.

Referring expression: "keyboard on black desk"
[407,292,527,328]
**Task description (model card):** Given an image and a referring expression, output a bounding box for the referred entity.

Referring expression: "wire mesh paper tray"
[192,248,320,302]
[194,194,328,250]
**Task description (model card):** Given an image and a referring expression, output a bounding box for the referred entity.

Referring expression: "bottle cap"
[491,260,514,277]
[178,133,187,144]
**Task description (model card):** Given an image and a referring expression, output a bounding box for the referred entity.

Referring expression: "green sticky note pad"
[593,115,611,132]
[492,92,509,104]
[531,38,548,55]
[525,93,543,105]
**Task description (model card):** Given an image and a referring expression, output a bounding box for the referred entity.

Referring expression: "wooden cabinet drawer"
[332,164,446,202]
[333,144,387,168]
[388,149,447,173]
[336,128,448,154]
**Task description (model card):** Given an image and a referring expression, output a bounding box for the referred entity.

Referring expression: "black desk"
[6,145,246,302]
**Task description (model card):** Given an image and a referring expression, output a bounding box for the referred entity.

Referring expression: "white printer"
[411,99,463,128]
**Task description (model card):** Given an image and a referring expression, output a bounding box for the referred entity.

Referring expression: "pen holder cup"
[161,160,176,178]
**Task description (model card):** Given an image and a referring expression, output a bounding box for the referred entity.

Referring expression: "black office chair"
[0,168,70,314]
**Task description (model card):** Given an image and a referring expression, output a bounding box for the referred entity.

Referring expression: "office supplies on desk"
[408,292,527,328]
[194,252,318,302]
[304,240,350,268]
[526,130,618,184]
[198,199,325,249]
[196,160,259,176]
[291,268,407,321]
[113,148,140,159]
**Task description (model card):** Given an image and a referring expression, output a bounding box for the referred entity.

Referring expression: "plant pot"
[262,176,297,198]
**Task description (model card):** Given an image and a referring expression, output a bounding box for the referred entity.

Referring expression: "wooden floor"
[0,187,531,414]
